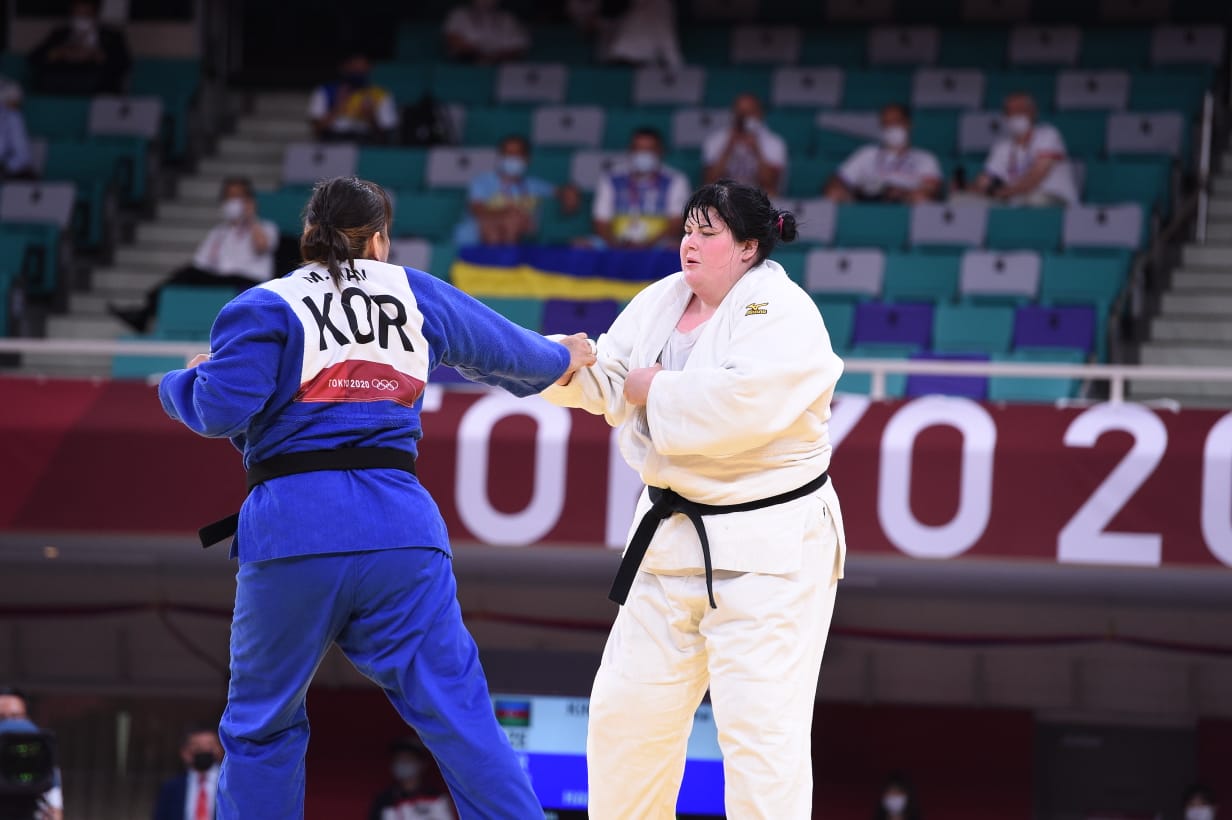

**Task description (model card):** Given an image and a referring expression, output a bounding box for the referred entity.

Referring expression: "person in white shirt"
[602,0,683,68]
[592,127,691,248]
[109,177,278,333]
[443,0,530,63]
[153,726,223,820]
[825,103,943,204]
[702,94,787,195]
[969,92,1079,206]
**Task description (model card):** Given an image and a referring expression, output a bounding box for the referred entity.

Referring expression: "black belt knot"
[609,471,829,610]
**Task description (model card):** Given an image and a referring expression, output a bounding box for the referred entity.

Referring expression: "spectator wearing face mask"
[28,0,131,95]
[1184,784,1219,820]
[368,737,457,820]
[454,134,580,246]
[966,91,1078,207]
[825,103,942,204]
[592,126,689,248]
[443,0,530,64]
[874,773,922,820]
[152,725,223,820]
[702,93,787,195]
[308,53,398,144]
[108,177,277,334]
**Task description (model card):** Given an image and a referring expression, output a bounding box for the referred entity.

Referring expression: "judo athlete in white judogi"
[543,179,847,819]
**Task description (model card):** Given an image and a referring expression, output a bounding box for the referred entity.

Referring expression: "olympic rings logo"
[372,379,400,391]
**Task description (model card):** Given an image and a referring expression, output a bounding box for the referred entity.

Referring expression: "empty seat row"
[373,60,1212,114]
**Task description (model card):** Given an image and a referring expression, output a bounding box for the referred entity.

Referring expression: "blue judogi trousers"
[216,547,541,819]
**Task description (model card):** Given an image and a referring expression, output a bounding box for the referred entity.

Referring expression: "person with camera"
[152,726,223,820]
[702,94,787,196]
[0,687,62,820]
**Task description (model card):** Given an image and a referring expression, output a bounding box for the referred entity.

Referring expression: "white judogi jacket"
[542,259,848,578]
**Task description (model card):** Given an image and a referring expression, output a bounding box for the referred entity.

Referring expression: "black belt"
[610,472,829,609]
[198,447,418,549]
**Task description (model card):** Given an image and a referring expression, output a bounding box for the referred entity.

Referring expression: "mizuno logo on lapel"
[744,302,769,316]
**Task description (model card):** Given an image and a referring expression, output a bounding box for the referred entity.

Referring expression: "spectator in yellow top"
[308,54,398,144]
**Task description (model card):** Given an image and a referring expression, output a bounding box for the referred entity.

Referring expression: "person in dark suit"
[28,0,132,95]
[152,726,223,820]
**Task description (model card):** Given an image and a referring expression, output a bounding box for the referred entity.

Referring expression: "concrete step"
[114,245,191,270]
[1210,175,1232,196]
[45,313,129,340]
[1140,343,1232,367]
[1207,198,1232,219]
[235,117,312,141]
[158,201,223,226]
[1171,270,1232,291]
[197,156,282,181]
[12,355,112,379]
[252,93,311,118]
[1128,380,1232,404]
[1152,316,1232,343]
[1161,291,1232,315]
[92,268,167,291]
[136,222,208,246]
[216,136,287,161]
[1203,221,1232,242]
[1180,244,1232,269]
[69,291,142,315]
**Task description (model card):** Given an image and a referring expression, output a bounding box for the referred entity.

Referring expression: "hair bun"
[775,210,799,243]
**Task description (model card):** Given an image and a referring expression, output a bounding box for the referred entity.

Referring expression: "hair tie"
[776,214,784,236]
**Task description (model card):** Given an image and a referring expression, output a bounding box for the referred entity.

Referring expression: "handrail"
[1196,90,1215,242]
[1,338,1230,404]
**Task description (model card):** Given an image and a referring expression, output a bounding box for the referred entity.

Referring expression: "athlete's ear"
[741,239,758,262]
[367,230,390,263]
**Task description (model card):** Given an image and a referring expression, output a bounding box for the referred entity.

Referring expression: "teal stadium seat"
[478,297,544,330]
[0,223,60,296]
[664,150,703,186]
[109,340,184,381]
[357,147,428,191]
[911,110,959,156]
[371,63,431,106]
[1051,110,1110,158]
[703,67,772,107]
[429,64,495,106]
[535,193,593,245]
[1039,252,1128,309]
[0,53,28,86]
[463,106,534,146]
[1079,28,1151,68]
[989,348,1085,402]
[785,155,839,198]
[394,22,445,62]
[681,27,732,66]
[771,246,809,286]
[23,95,90,140]
[529,147,574,186]
[130,58,200,159]
[765,110,816,154]
[391,189,466,242]
[932,302,1015,354]
[842,70,913,111]
[1083,158,1170,217]
[799,31,867,66]
[256,190,306,236]
[814,299,855,351]
[984,71,1055,110]
[938,29,1009,68]
[529,23,595,64]
[835,204,910,249]
[42,140,135,247]
[156,285,234,340]
[985,206,1063,251]
[1129,69,1210,113]
[882,251,960,303]
[429,242,457,281]
[602,108,673,149]
[837,344,914,397]
[567,66,633,106]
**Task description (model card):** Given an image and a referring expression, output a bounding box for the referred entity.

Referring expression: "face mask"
[881,126,908,149]
[883,794,908,814]
[392,760,422,781]
[220,198,246,223]
[498,156,527,178]
[1186,808,1215,820]
[190,751,217,773]
[630,151,659,174]
[739,116,762,133]
[1006,114,1032,137]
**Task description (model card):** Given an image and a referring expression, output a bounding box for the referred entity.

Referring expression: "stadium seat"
[357,146,428,191]
[1079,27,1152,68]
[429,64,496,106]
[770,67,844,108]
[800,28,867,65]
[671,107,730,150]
[1051,110,1109,157]
[111,60,197,158]
[391,189,467,241]
[911,109,959,155]
[527,23,594,64]
[959,249,1042,303]
[988,347,1085,402]
[1083,158,1170,216]
[909,203,988,250]
[426,147,498,188]
[569,150,626,191]
[842,69,913,111]
[462,106,534,147]
[703,66,773,107]
[88,96,163,141]
[984,71,1056,110]
[835,203,910,249]
[255,190,307,236]
[731,25,803,64]
[156,286,233,340]
[1062,203,1145,250]
[492,63,565,105]
[1150,24,1225,65]
[387,238,432,271]
[772,197,836,245]
[41,141,129,247]
[1008,25,1081,65]
[911,68,985,109]
[1128,69,1208,113]
[985,206,1064,251]
[1013,304,1096,353]
[804,248,885,300]
[680,24,733,64]
[852,302,934,348]
[1105,112,1185,159]
[770,246,808,285]
[868,26,941,65]
[881,251,960,303]
[936,28,1009,68]
[0,181,74,293]
[958,110,1007,155]
[816,111,880,155]
[430,242,457,280]
[664,150,703,185]
[370,63,431,104]
[932,302,1015,354]
[531,106,605,149]
[1055,70,1131,109]
[282,142,358,187]
[22,95,90,140]
[764,110,817,154]
[0,181,75,230]
[477,297,544,330]
[785,155,840,198]
[535,193,593,245]
[109,336,187,381]
[527,147,574,186]
[814,299,856,350]
[905,351,990,400]
[602,108,673,150]
[836,343,912,397]
[1039,251,1128,310]
[540,298,621,338]
[633,66,706,106]
[566,66,633,106]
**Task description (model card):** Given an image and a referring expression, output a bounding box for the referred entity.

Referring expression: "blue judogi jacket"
[159,259,570,564]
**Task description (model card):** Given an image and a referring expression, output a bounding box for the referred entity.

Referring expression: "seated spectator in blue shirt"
[0,105,34,179]
[455,134,579,245]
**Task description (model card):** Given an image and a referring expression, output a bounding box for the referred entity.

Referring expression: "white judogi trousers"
[586,505,841,820]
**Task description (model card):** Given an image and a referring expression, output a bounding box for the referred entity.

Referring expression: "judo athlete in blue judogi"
[158,177,596,819]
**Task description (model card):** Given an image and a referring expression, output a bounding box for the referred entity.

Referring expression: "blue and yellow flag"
[450,246,679,302]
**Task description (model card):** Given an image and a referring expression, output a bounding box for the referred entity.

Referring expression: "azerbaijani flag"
[450,245,679,302]
[494,699,532,727]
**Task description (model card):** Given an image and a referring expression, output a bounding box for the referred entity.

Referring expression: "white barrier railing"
[1,338,1230,404]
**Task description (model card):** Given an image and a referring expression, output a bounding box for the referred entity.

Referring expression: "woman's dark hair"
[681,178,798,264]
[301,176,392,285]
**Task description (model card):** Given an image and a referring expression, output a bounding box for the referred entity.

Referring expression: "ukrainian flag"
[450,246,680,302]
